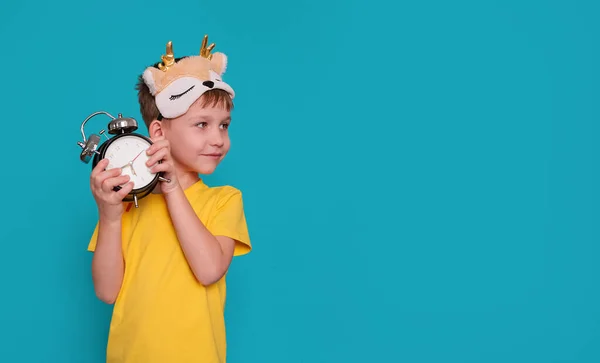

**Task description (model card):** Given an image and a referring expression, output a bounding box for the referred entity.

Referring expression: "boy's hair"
[135,56,234,128]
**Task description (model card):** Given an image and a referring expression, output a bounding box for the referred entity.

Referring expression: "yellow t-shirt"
[88,180,251,363]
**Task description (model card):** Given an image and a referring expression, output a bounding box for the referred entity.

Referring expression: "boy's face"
[160,99,231,175]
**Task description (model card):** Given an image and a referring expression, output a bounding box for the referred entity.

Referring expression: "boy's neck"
[177,171,202,190]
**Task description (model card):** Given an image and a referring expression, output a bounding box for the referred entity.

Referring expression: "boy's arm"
[91,217,125,304]
[164,186,236,286]
[88,158,131,305]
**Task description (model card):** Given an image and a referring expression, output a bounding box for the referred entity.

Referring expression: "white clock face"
[104,135,156,190]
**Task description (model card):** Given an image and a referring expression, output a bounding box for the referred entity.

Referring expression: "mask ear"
[210,52,228,76]
[143,68,161,95]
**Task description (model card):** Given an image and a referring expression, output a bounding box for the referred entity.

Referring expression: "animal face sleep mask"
[142,35,235,119]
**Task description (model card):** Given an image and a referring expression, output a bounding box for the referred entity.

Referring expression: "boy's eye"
[195,122,208,128]
[220,123,230,130]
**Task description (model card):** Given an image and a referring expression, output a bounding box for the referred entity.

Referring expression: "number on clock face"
[105,135,156,190]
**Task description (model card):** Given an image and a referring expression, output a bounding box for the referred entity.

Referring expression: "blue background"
[0,0,599,362]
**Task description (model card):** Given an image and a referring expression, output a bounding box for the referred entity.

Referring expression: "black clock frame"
[92,132,161,203]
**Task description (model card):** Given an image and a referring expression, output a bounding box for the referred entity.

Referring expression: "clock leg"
[133,193,139,208]
[158,176,171,183]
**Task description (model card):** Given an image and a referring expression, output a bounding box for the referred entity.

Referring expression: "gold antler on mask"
[200,35,215,60]
[158,41,175,71]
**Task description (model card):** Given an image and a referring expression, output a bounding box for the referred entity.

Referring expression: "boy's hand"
[90,159,134,221]
[146,136,179,194]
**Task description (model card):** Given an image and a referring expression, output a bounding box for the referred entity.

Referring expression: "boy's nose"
[212,137,224,146]
[203,81,214,88]
[210,130,224,146]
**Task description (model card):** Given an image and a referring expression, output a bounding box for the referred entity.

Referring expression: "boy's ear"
[148,119,164,138]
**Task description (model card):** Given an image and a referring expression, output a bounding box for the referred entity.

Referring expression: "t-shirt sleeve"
[88,222,99,252]
[210,188,252,257]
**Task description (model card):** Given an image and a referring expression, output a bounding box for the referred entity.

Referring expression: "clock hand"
[116,149,146,174]
[128,148,148,176]
[128,149,147,176]
[117,161,136,175]
[131,149,146,163]
[129,161,137,176]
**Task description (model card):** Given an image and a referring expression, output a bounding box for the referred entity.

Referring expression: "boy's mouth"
[202,153,222,158]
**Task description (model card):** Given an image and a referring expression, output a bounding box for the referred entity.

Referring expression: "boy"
[87,36,252,363]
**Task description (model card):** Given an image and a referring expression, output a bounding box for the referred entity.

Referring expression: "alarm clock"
[76,110,170,208]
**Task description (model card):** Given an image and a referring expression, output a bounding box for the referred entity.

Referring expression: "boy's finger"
[147,140,169,154]
[101,174,129,193]
[116,182,134,200]
[150,162,170,174]
[94,167,122,189]
[149,136,165,146]
[104,175,131,192]
[146,148,168,167]
[91,159,110,178]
